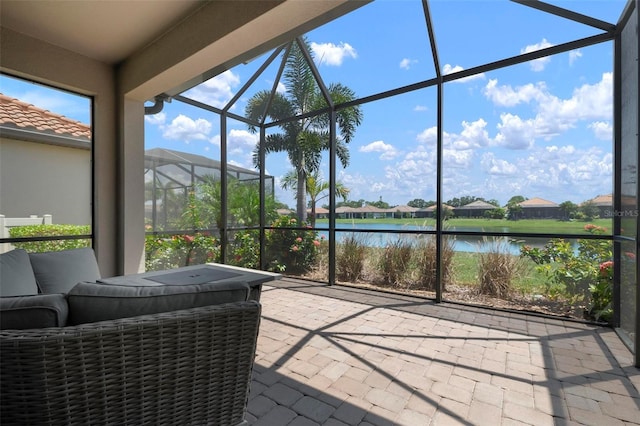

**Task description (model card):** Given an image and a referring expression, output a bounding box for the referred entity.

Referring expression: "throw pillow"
[29,248,101,294]
[0,249,39,297]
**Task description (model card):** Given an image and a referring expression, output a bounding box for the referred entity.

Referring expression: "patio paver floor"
[248,279,639,426]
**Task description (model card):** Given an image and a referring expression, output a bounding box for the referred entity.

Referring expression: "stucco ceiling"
[0,1,205,64]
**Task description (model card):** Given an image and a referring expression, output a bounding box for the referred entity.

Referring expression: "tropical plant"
[180,175,279,230]
[281,169,349,227]
[245,36,363,223]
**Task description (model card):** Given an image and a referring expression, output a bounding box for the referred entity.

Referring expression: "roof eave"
[0,126,91,149]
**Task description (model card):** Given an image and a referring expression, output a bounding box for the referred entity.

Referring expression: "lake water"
[315,223,558,255]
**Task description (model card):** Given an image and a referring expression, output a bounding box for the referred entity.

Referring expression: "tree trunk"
[297,167,307,223]
[310,200,316,228]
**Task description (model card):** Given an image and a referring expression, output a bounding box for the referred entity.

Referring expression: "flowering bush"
[228,230,260,269]
[588,260,613,322]
[145,232,220,271]
[265,216,320,274]
[520,224,613,321]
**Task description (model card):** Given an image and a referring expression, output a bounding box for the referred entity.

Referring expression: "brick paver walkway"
[248,279,639,425]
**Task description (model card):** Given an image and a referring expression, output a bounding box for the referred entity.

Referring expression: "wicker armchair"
[1,301,261,426]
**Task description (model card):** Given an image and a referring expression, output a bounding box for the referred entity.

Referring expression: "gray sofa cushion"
[0,249,39,297]
[67,280,250,325]
[29,248,101,294]
[0,294,69,329]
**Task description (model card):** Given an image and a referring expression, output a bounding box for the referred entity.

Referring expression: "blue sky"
[1,0,626,209]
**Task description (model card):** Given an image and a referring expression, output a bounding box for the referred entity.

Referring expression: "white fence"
[0,214,52,254]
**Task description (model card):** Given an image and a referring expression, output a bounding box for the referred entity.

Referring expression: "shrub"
[478,237,525,298]
[227,230,260,269]
[265,216,319,274]
[145,232,220,271]
[588,260,613,322]
[337,233,367,282]
[520,224,613,312]
[414,235,455,291]
[10,224,91,252]
[379,238,413,287]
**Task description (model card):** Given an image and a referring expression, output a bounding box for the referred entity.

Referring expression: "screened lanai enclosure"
[142,0,638,362]
[144,147,274,231]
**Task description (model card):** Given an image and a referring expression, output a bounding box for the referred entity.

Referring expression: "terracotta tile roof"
[0,93,91,140]
[417,204,454,212]
[387,205,419,213]
[307,207,329,214]
[456,200,496,209]
[585,193,612,206]
[518,197,558,207]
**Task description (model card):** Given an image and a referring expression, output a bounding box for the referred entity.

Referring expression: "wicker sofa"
[0,248,261,426]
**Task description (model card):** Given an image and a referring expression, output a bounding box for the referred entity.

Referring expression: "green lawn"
[317,217,612,235]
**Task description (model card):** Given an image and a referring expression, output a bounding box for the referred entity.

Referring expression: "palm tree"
[245,36,362,223]
[281,170,350,228]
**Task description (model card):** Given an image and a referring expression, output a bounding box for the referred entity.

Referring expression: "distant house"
[584,194,613,218]
[455,200,497,218]
[335,206,357,219]
[517,197,560,219]
[353,204,387,219]
[386,205,418,219]
[307,206,329,219]
[415,204,454,219]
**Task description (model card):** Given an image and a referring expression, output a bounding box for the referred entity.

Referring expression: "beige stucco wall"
[0,138,91,224]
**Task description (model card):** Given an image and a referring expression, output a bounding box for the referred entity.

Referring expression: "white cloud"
[417,119,490,150]
[162,114,212,141]
[494,113,536,149]
[443,148,473,168]
[227,129,259,155]
[311,41,357,66]
[589,121,613,141]
[399,58,418,70]
[442,64,485,83]
[359,140,399,160]
[485,73,613,144]
[541,72,613,122]
[456,119,491,149]
[569,49,583,66]
[481,153,518,175]
[145,112,166,125]
[521,38,554,71]
[182,70,241,108]
[414,105,428,112]
[416,126,440,145]
[483,79,547,107]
